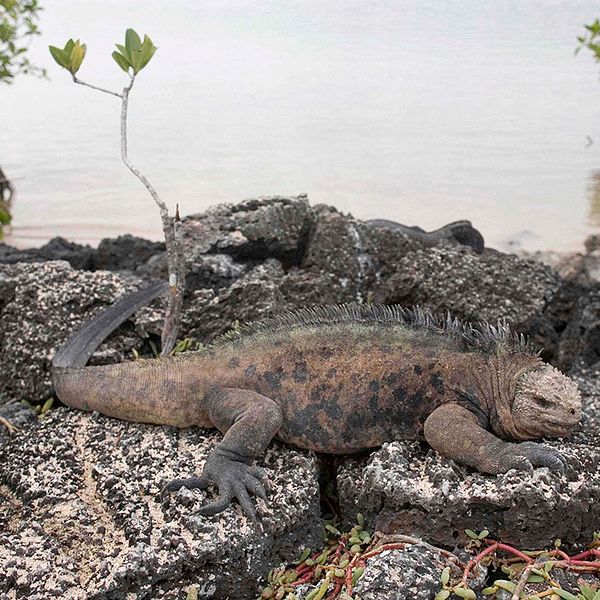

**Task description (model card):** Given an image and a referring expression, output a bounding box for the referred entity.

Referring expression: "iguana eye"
[533,395,552,409]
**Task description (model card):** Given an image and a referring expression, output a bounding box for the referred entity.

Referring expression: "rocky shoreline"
[1,195,599,599]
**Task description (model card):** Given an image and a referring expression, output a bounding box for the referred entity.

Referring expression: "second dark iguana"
[52,285,582,518]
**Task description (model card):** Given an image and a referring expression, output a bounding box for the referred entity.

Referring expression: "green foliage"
[261,516,383,599]
[0,199,10,223]
[48,38,86,74]
[437,532,600,600]
[171,337,204,355]
[0,198,11,240]
[49,28,156,79]
[112,28,157,75]
[0,0,45,83]
[576,19,600,62]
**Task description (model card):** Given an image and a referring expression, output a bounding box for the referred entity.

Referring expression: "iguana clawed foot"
[499,442,568,473]
[0,416,18,435]
[164,451,267,520]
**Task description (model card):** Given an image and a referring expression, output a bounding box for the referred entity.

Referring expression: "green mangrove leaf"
[68,41,86,74]
[115,43,130,61]
[137,35,157,71]
[64,38,75,58]
[125,28,142,52]
[49,45,68,68]
[112,51,130,73]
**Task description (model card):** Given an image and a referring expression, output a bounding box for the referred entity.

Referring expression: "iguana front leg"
[423,404,567,474]
[165,387,283,519]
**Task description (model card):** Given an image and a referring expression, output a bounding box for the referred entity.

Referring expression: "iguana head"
[511,365,582,438]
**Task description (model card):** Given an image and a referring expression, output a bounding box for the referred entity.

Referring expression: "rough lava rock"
[0,237,96,270]
[352,545,470,600]
[0,236,165,273]
[177,259,286,342]
[0,408,321,599]
[371,245,561,327]
[337,378,600,549]
[181,195,314,266]
[95,235,166,273]
[0,261,152,403]
[3,197,600,597]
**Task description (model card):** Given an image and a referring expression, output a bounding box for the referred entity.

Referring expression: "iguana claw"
[502,442,567,473]
[0,416,18,435]
[163,453,267,520]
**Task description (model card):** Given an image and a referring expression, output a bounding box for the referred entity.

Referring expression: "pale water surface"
[3,1,600,251]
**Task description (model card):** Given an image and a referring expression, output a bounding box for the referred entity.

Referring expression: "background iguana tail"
[52,281,169,369]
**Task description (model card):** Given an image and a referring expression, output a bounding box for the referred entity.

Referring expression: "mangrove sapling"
[48,30,185,355]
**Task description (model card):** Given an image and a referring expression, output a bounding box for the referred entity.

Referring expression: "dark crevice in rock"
[315,453,342,521]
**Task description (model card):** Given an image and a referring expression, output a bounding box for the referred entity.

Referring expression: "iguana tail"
[51,281,211,428]
[52,281,169,369]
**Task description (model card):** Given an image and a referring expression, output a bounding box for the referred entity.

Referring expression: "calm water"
[3,1,600,251]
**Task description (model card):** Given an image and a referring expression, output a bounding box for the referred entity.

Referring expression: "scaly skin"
[52,306,582,520]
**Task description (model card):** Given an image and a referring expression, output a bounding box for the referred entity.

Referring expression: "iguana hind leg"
[423,404,567,474]
[0,416,17,435]
[164,387,283,520]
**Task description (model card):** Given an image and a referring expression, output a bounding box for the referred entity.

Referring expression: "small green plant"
[171,337,204,355]
[260,515,426,600]
[49,29,185,356]
[435,529,600,600]
[576,20,600,63]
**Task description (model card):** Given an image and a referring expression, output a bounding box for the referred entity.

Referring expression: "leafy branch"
[0,0,46,84]
[49,30,185,355]
[576,20,600,64]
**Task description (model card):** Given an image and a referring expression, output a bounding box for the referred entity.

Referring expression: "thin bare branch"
[72,74,121,98]
[118,76,186,355]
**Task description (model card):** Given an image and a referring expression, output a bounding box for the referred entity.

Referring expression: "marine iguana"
[367,219,485,254]
[51,284,581,519]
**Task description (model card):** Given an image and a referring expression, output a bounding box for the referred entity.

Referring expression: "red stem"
[570,548,600,561]
[495,543,534,563]
[291,571,315,587]
[325,578,343,600]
